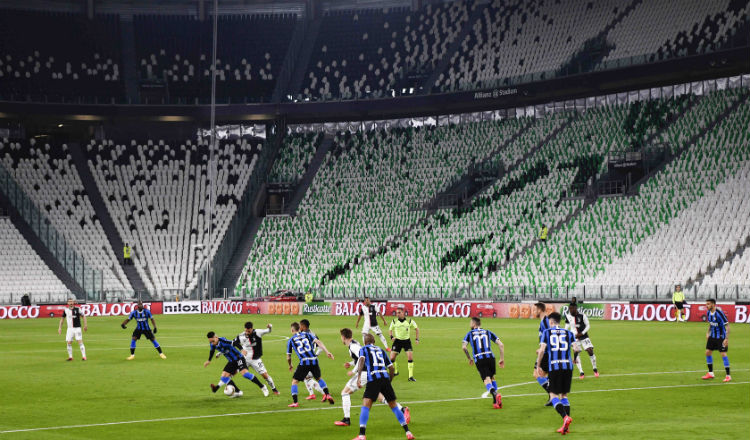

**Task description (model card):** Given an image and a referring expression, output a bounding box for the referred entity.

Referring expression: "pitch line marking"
[1,378,747,434]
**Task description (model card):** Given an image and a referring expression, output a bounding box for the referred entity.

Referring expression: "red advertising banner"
[0,302,163,319]
[606,303,749,323]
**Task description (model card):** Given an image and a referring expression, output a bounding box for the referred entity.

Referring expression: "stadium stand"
[134,14,297,103]
[268,132,324,183]
[298,1,472,101]
[86,137,261,295]
[0,139,130,293]
[0,217,69,302]
[236,85,750,295]
[0,9,122,102]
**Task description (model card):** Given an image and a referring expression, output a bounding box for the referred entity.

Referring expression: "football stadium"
[0,0,748,438]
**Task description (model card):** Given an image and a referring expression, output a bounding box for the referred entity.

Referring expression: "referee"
[672,284,686,322]
[389,306,419,382]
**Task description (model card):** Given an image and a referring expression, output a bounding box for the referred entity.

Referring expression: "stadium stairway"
[629,92,750,195]
[690,234,750,289]
[285,133,333,216]
[287,17,323,100]
[420,1,489,95]
[0,180,84,297]
[120,15,139,104]
[272,19,308,103]
[67,142,150,297]
[217,215,263,296]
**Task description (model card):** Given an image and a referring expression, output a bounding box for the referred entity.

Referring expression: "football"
[223,384,235,396]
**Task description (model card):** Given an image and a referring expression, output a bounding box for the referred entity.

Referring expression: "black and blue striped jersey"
[287,331,319,365]
[209,337,244,362]
[707,309,729,339]
[128,308,152,331]
[541,327,577,371]
[463,328,498,361]
[358,344,392,382]
[538,316,550,343]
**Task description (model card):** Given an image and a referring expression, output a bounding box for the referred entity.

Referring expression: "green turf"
[0,315,747,439]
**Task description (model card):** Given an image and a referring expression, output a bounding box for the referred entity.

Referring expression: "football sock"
[265,376,276,390]
[552,397,566,418]
[359,406,370,435]
[706,355,713,373]
[536,376,549,391]
[394,361,399,374]
[219,376,230,386]
[561,397,570,416]
[242,372,263,388]
[391,406,407,426]
[291,384,299,403]
[66,345,73,358]
[318,379,330,395]
[130,339,136,354]
[407,360,414,378]
[723,356,730,375]
[486,383,497,401]
[492,380,498,390]
[378,333,389,347]
[79,344,86,358]
[304,378,315,394]
[590,354,597,370]
[575,355,583,373]
[342,393,351,418]
[228,380,240,392]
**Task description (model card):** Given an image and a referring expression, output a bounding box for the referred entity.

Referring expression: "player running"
[355,297,389,350]
[336,328,410,427]
[121,301,166,360]
[389,306,419,381]
[286,319,335,407]
[536,312,580,435]
[351,333,415,440]
[462,316,504,409]
[702,299,731,382]
[58,298,88,361]
[564,303,598,378]
[234,321,280,395]
[204,331,269,396]
[533,302,552,404]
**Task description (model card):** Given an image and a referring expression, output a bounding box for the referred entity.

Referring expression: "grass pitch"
[0,314,747,439]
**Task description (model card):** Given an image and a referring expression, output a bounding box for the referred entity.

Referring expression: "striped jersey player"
[121,301,166,360]
[57,298,87,361]
[462,317,504,409]
[234,321,279,394]
[335,328,410,428]
[702,299,731,382]
[355,297,389,349]
[564,303,598,378]
[286,319,335,407]
[204,332,268,397]
[351,333,414,440]
[536,312,581,435]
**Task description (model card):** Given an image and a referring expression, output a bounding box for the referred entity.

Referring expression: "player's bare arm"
[462,341,473,365]
[58,316,64,334]
[82,313,88,332]
[724,324,730,347]
[355,314,362,328]
[120,316,131,328]
[286,353,293,371]
[204,344,216,367]
[150,317,158,333]
[314,338,335,359]
[380,312,387,326]
[415,327,420,344]
[536,342,547,376]
[496,339,505,368]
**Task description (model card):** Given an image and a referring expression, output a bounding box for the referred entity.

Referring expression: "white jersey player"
[233,321,279,394]
[564,303,598,378]
[354,297,389,350]
[57,299,87,361]
[334,328,409,427]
